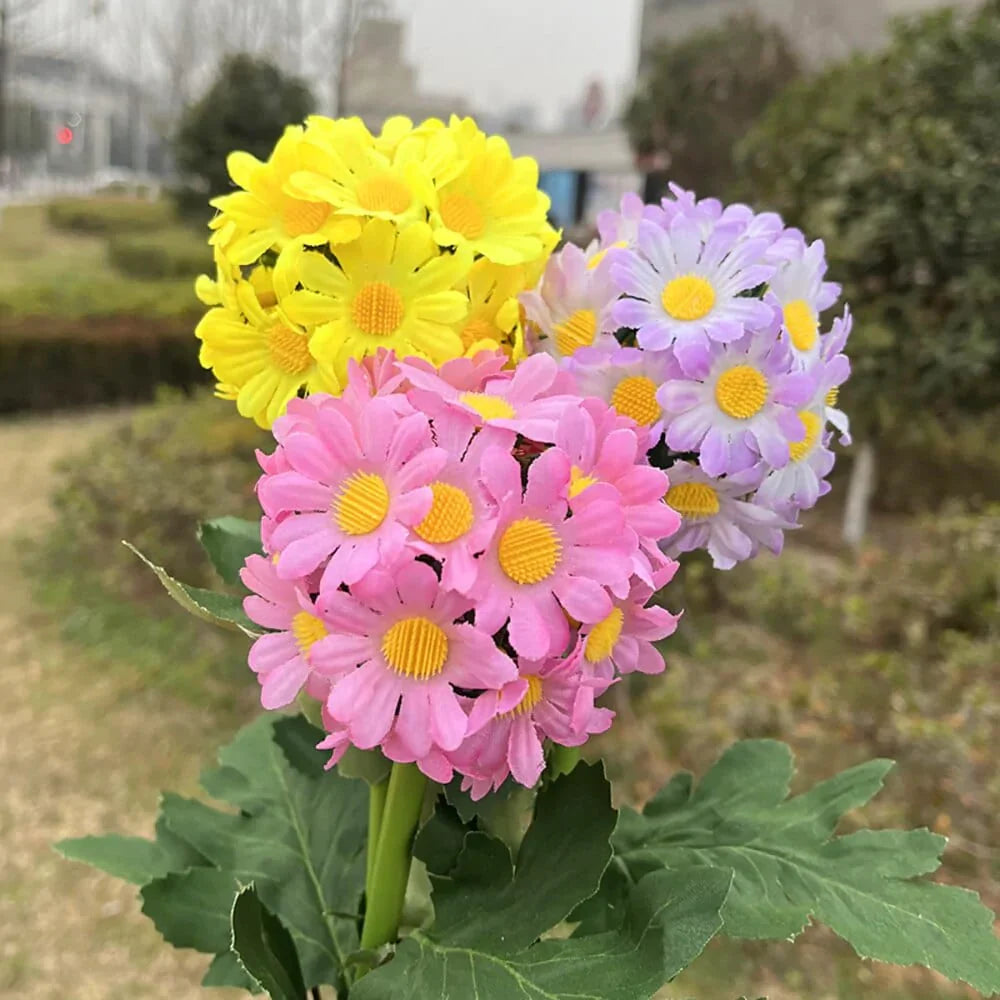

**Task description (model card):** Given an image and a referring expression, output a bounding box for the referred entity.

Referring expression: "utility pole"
[0,0,8,169]
[333,0,355,117]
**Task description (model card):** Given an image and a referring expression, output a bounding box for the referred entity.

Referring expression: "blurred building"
[5,51,166,184]
[341,17,468,128]
[638,0,983,72]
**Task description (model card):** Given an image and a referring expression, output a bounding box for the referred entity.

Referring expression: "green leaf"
[353,865,730,1000]
[614,739,1000,994]
[354,764,730,1000]
[201,951,260,992]
[123,540,259,636]
[55,811,208,884]
[140,868,243,953]
[160,715,367,989]
[198,516,262,586]
[230,884,307,1000]
[55,833,178,885]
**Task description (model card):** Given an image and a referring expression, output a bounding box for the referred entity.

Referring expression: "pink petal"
[248,631,298,676]
[508,716,545,788]
[556,577,612,624]
[427,685,469,751]
[260,654,311,709]
[524,447,571,509]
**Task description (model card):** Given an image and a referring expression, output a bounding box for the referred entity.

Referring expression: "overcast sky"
[397,0,644,126]
[22,0,644,128]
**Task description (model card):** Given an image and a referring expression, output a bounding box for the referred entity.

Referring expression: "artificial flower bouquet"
[59,115,1000,999]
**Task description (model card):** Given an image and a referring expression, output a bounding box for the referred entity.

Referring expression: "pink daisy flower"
[664,461,796,570]
[401,352,577,444]
[337,349,410,412]
[410,410,512,594]
[260,395,447,589]
[470,446,635,659]
[553,398,680,585]
[317,559,518,767]
[454,649,615,799]
[520,243,620,359]
[580,569,681,681]
[241,554,338,709]
[656,327,816,476]
[401,349,510,393]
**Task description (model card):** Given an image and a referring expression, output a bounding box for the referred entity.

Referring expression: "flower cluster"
[522,187,852,569]
[241,350,681,795]
[195,115,558,428]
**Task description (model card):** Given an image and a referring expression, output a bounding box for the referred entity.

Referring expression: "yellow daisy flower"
[280,218,469,366]
[288,115,458,227]
[196,243,341,428]
[459,258,529,359]
[210,124,362,266]
[420,116,557,267]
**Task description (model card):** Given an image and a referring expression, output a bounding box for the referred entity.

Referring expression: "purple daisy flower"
[609,215,777,372]
[656,327,817,476]
[663,461,796,570]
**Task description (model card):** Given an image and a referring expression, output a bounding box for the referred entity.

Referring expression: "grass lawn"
[0,409,252,999]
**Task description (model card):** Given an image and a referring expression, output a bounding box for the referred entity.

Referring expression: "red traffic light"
[56,126,74,145]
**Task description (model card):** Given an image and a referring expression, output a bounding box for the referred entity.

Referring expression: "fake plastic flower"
[318,559,518,762]
[241,554,343,709]
[245,354,682,786]
[656,327,817,476]
[664,461,795,570]
[197,114,558,425]
[260,397,447,589]
[766,234,842,365]
[452,646,615,799]
[610,214,775,370]
[520,243,620,358]
[195,251,341,428]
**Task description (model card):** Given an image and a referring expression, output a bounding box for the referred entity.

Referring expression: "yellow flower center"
[352,281,405,337]
[439,191,485,239]
[610,375,660,427]
[461,317,501,349]
[569,466,598,500]
[267,324,313,375]
[414,482,474,544]
[281,196,331,237]
[381,616,449,680]
[498,517,562,585]
[585,607,625,663]
[666,482,720,520]
[459,392,515,421]
[356,173,412,215]
[661,274,716,321]
[587,240,627,270]
[789,410,823,462]
[503,674,544,717]
[826,386,839,408]
[714,365,769,420]
[292,611,327,657]
[334,472,390,535]
[553,308,598,356]
[783,299,819,352]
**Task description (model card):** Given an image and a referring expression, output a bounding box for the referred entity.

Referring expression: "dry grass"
[0,410,248,999]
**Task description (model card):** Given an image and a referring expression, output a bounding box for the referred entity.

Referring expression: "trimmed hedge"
[47,196,173,235]
[107,229,211,280]
[0,314,209,412]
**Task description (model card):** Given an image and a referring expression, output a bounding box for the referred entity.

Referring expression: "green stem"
[360,763,427,951]
[366,778,389,898]
[548,744,581,778]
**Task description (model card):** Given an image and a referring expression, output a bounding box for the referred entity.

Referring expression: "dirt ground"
[0,410,242,1000]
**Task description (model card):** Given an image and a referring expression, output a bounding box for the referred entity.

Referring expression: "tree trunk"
[843,440,876,549]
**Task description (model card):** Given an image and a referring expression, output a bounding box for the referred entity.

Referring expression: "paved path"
[0,410,240,999]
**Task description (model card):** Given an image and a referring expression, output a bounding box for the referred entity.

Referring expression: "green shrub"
[737,1,1000,438]
[0,313,207,412]
[46,196,173,235]
[33,393,268,706]
[107,229,211,280]
[0,274,196,319]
